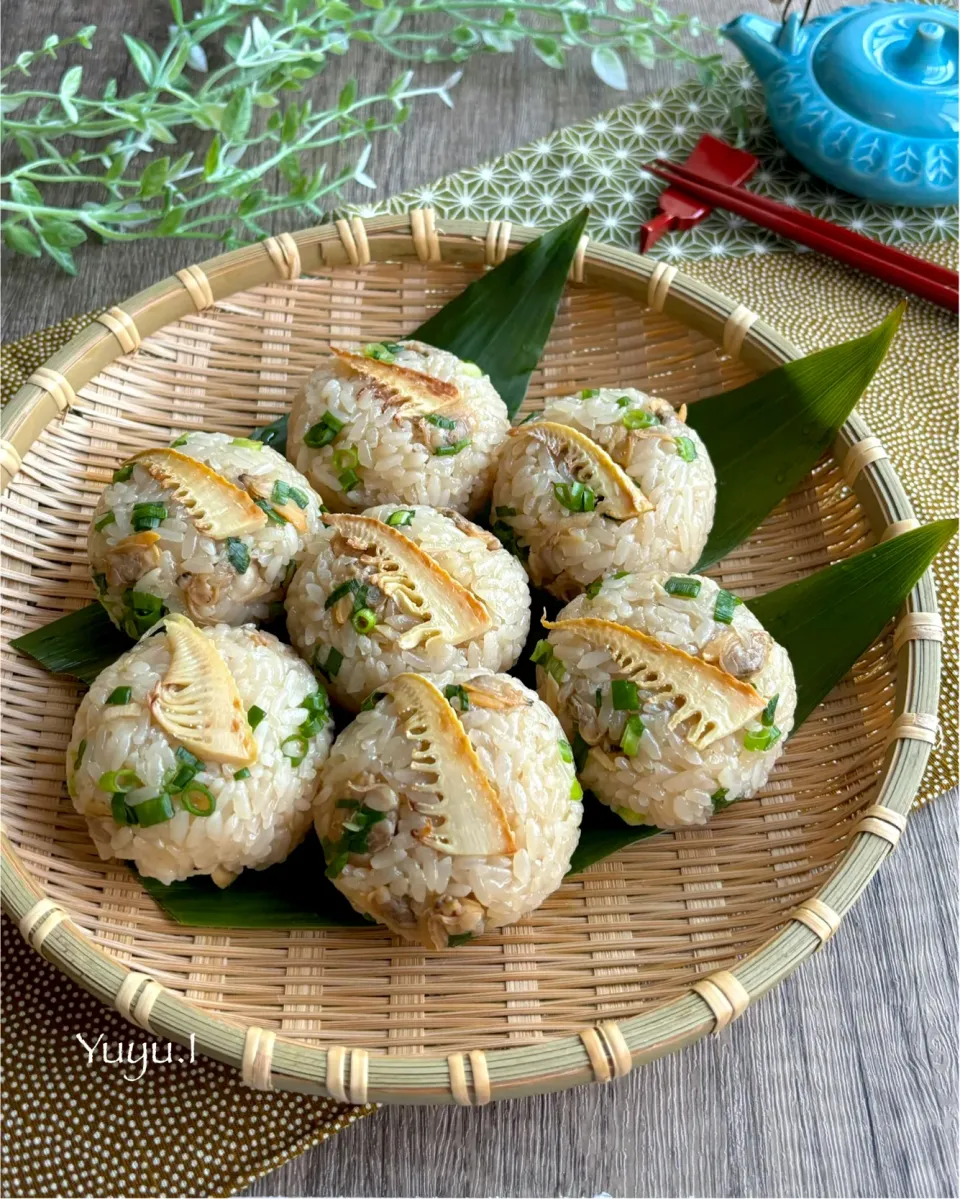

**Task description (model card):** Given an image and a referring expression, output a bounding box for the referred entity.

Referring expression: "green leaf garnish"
[412,208,590,418]
[9,601,130,683]
[690,305,904,570]
[749,519,957,727]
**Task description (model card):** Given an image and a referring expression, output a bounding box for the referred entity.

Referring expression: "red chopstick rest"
[639,135,758,253]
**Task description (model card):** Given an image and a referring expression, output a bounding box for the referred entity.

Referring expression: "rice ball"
[89,432,324,635]
[491,388,716,600]
[535,571,796,828]
[66,616,333,885]
[314,669,583,949]
[285,504,531,712]
[287,339,510,516]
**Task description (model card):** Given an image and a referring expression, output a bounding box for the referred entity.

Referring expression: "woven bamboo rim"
[0,212,941,1103]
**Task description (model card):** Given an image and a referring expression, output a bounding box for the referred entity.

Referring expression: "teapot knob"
[893,20,947,80]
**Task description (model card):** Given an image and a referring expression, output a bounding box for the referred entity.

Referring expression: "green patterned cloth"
[359,64,958,256]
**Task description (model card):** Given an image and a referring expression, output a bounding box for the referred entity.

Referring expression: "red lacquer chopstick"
[645,160,959,312]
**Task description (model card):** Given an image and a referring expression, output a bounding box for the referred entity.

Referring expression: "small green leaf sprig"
[0,0,720,273]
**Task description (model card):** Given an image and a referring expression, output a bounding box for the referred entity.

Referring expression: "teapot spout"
[722,13,787,82]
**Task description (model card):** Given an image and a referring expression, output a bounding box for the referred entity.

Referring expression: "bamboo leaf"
[138,838,370,928]
[689,305,904,570]
[9,601,131,683]
[567,799,658,875]
[749,519,957,727]
[412,208,589,418]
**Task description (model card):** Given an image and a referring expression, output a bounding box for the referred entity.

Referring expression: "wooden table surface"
[3,4,958,1197]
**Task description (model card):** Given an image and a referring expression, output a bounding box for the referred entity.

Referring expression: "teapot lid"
[813,3,958,138]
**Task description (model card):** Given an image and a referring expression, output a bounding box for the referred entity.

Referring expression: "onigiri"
[535,570,796,828]
[66,615,333,885]
[286,340,510,517]
[314,669,583,949]
[491,388,715,600]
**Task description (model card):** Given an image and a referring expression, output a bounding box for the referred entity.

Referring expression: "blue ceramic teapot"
[723,3,958,207]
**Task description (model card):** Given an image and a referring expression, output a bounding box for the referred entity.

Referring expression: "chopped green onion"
[553,481,596,512]
[425,413,457,430]
[94,511,116,532]
[325,579,361,609]
[570,779,583,801]
[75,740,87,770]
[558,738,574,764]
[461,362,482,377]
[620,714,645,757]
[360,691,385,711]
[530,640,553,665]
[179,780,216,817]
[572,730,589,772]
[611,679,640,710]
[111,794,135,825]
[332,446,360,472]
[492,520,527,561]
[98,767,142,793]
[93,572,108,594]
[761,694,780,726]
[231,437,264,450]
[123,590,165,637]
[614,570,630,579]
[106,686,132,706]
[225,537,250,574]
[363,341,403,362]
[444,684,470,711]
[547,655,567,683]
[283,559,297,587]
[253,498,286,526]
[585,578,603,600]
[595,686,603,710]
[664,576,702,599]
[495,506,517,518]
[233,768,251,781]
[171,435,190,447]
[325,851,349,879]
[112,464,134,483]
[434,438,472,457]
[578,388,600,399]
[316,646,343,679]
[616,395,632,407]
[675,436,697,462]
[298,691,330,737]
[303,411,345,448]
[135,793,176,827]
[336,798,361,809]
[744,725,782,752]
[247,705,266,730]
[352,607,377,634]
[711,787,733,813]
[289,486,309,508]
[383,510,415,530]
[622,408,659,430]
[713,588,741,625]
[131,502,167,532]
[167,746,204,793]
[338,468,361,491]
[271,479,292,505]
[281,734,310,766]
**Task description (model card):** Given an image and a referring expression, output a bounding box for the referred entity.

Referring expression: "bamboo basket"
[0,212,942,1105]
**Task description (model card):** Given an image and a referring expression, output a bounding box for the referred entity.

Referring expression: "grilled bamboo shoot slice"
[324,513,492,649]
[129,449,267,539]
[150,614,258,765]
[542,616,764,749]
[461,675,531,710]
[331,346,466,420]
[385,673,515,856]
[510,421,652,518]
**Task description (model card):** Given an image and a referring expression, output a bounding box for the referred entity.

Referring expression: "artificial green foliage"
[0,0,719,273]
